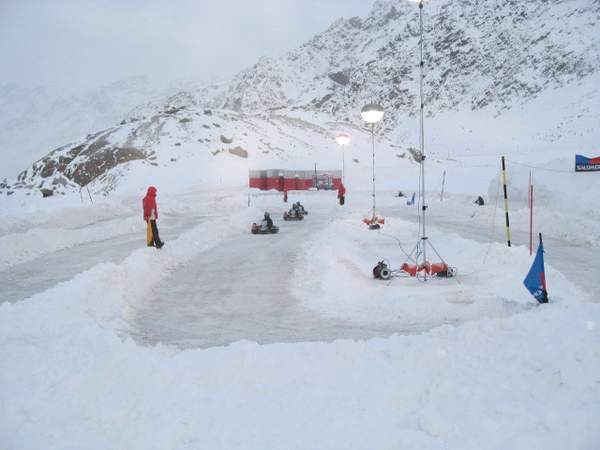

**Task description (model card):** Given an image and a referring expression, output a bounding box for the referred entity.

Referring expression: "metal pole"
[530,182,534,256]
[342,147,345,184]
[371,124,376,219]
[531,185,534,252]
[539,232,548,303]
[440,170,446,201]
[529,171,532,255]
[418,0,427,278]
[501,156,511,247]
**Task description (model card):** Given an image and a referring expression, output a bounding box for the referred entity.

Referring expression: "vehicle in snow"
[283,211,304,221]
[373,260,455,280]
[251,223,280,234]
[252,212,279,233]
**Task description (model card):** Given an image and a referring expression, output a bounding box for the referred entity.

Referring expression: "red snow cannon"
[363,216,385,230]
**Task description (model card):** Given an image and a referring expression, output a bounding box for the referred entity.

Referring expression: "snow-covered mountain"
[2,0,599,197]
[0,77,181,178]
[204,0,600,123]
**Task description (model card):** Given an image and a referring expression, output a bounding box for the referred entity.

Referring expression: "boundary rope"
[506,159,573,173]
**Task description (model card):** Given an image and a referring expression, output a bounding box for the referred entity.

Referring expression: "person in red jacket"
[337,182,346,206]
[143,186,164,248]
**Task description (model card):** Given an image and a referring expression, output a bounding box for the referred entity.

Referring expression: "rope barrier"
[482,167,501,265]
[506,159,573,173]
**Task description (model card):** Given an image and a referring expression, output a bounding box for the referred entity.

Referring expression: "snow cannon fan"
[373,261,392,280]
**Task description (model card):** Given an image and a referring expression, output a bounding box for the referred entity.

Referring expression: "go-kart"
[251,223,279,234]
[283,211,304,221]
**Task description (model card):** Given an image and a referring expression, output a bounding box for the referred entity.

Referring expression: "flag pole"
[539,232,548,303]
[440,170,446,201]
[501,156,511,247]
[529,171,533,256]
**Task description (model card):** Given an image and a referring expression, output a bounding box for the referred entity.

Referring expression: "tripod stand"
[401,0,449,281]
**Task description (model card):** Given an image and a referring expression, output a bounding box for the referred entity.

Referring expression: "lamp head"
[360,103,384,124]
[335,134,350,146]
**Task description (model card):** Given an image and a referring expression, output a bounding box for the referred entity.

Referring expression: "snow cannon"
[400,262,455,278]
[363,216,385,230]
[373,261,392,280]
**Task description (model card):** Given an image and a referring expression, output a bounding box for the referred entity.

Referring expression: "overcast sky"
[0,0,377,93]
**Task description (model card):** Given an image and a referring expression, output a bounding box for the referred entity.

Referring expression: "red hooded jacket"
[338,183,346,197]
[143,186,158,221]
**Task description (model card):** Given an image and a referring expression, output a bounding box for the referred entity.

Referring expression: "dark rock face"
[69,146,146,186]
[328,71,350,86]
[12,128,148,193]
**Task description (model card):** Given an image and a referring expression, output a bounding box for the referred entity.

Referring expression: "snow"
[1,0,599,446]
[1,251,599,449]
[292,211,587,326]
[1,187,599,449]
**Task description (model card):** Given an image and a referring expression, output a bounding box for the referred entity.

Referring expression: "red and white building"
[249,169,342,192]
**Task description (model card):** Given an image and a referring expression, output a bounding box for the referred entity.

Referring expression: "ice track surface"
[130,193,410,348]
[2,189,597,351]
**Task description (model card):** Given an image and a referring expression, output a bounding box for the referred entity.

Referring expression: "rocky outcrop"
[4,127,149,195]
[228,146,248,158]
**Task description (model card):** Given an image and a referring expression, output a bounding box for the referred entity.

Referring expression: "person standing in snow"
[338,182,346,205]
[143,186,164,249]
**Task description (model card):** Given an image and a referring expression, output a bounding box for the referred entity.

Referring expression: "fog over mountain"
[0,0,376,177]
[2,0,598,195]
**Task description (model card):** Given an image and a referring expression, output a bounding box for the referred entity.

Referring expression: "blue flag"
[406,192,416,206]
[523,237,549,304]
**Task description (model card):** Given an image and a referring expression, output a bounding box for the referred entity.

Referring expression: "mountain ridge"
[2,0,599,197]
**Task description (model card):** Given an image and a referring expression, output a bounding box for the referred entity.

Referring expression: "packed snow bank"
[1,189,598,449]
[0,190,140,237]
[293,213,588,325]
[0,216,142,272]
[0,188,250,272]
[370,186,600,248]
[1,287,599,448]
